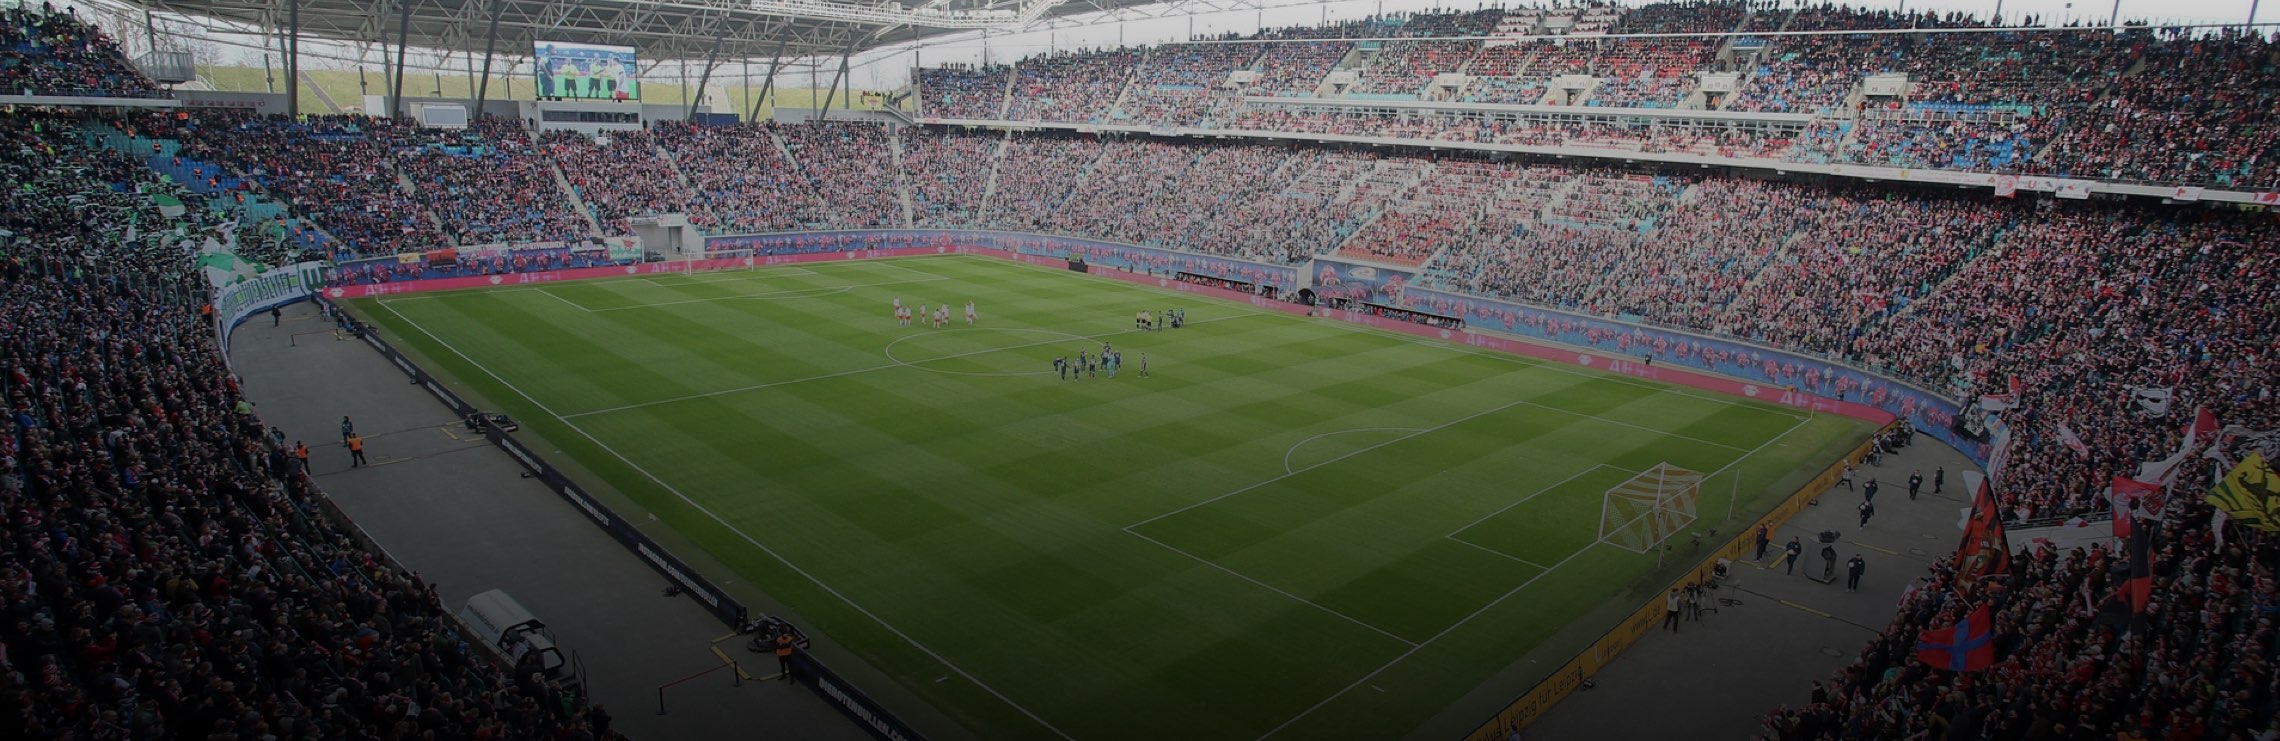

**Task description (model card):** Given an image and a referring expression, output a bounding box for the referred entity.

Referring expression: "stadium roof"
[129,0,1174,63]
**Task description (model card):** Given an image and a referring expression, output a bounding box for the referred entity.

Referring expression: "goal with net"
[1598,463,1705,553]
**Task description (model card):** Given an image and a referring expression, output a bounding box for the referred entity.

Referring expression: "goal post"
[1598,463,1705,553]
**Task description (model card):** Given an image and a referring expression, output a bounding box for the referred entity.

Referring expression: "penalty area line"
[1125,528,1420,648]
[369,299,1080,741]
[1129,396,1539,533]
[1256,400,1819,739]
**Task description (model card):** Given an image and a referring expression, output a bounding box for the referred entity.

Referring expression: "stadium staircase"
[1718,222,1818,333]
[386,159,455,244]
[891,130,916,227]
[762,127,833,223]
[547,160,607,236]
[655,142,702,204]
[1064,142,1120,205]
[1322,158,1434,261]
[2027,55,2144,165]
[1329,44,1367,79]
[1834,117,1866,158]
[1532,174,1586,224]
[765,127,801,167]
[994,63,1018,120]
[1722,6,1798,110]
[976,130,1012,223]
[1102,47,1151,122]
[1570,77,1608,107]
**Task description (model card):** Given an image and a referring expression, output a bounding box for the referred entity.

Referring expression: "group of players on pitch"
[1135,308,1184,331]
[893,297,975,328]
[1055,342,1145,381]
[892,296,1173,381]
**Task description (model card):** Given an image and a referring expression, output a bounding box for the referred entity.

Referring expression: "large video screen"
[534,42,640,102]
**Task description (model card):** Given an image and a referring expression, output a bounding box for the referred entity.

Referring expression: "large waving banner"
[2208,452,2280,532]
[1400,286,1979,460]
[705,229,1300,292]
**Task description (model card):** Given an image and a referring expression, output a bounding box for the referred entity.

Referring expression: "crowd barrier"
[790,653,927,741]
[1462,428,1890,741]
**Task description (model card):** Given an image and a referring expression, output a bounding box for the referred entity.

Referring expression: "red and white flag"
[2056,422,2088,459]
[2186,406,2219,455]
[2111,476,2165,530]
[2139,406,2218,487]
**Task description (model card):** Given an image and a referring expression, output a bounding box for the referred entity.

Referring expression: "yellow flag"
[2206,451,2280,533]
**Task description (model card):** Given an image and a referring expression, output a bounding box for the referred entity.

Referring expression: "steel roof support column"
[686,33,727,120]
[390,0,412,119]
[473,0,503,115]
[749,37,790,121]
[819,35,858,119]
[286,0,300,117]
[141,7,157,62]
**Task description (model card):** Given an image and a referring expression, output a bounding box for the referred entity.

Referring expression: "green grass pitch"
[351,255,1873,740]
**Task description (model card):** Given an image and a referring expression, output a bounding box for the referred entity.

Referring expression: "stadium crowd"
[164,112,452,259]
[542,128,700,234]
[892,2,2280,188]
[1003,48,1142,123]
[915,64,1011,119]
[385,117,593,245]
[1751,195,2279,741]
[2039,29,2280,188]
[903,128,998,227]
[1,112,623,740]
[1759,497,2275,740]
[775,121,905,229]
[0,4,162,98]
[653,120,829,233]
[11,6,2280,739]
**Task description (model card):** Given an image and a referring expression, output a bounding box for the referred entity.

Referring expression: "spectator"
[0,110,622,739]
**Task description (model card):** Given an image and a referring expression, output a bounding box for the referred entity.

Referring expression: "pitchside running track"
[353,255,1872,740]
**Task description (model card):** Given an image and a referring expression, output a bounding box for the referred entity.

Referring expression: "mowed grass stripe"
[1131,381,1752,641]
[573,376,1418,739]
[382,293,706,410]
[553,298,1424,735]
[350,256,1874,741]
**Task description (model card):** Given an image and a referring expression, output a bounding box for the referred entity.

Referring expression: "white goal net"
[1598,463,1704,553]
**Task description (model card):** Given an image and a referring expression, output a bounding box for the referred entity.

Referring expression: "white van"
[459,589,569,678]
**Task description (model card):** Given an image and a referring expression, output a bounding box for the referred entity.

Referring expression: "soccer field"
[353,255,1873,740]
